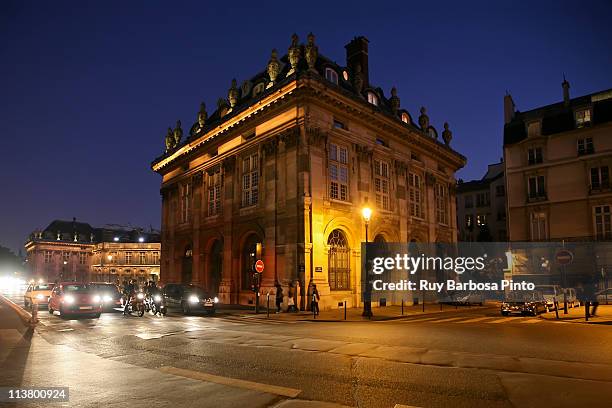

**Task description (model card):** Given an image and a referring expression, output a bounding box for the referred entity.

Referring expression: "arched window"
[367,92,379,106]
[325,68,338,85]
[401,112,410,124]
[328,229,350,290]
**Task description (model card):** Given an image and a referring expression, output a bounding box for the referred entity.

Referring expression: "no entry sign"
[555,249,573,265]
[255,259,265,273]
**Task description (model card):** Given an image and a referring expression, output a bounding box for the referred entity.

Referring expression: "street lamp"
[362,207,373,318]
[62,260,67,281]
[107,255,113,282]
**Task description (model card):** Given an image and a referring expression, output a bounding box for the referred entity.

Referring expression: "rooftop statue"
[305,32,318,72]
[228,79,239,109]
[165,127,174,152]
[198,102,207,128]
[389,87,400,114]
[267,49,281,87]
[442,122,453,146]
[418,107,430,130]
[173,120,183,146]
[287,33,300,76]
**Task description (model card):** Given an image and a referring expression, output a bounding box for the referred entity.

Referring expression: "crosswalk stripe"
[487,318,509,324]
[457,317,498,324]
[402,317,440,323]
[430,317,465,323]
[520,318,542,324]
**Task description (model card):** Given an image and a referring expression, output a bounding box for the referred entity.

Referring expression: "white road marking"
[520,318,542,324]
[159,366,302,397]
[430,317,465,323]
[487,318,510,324]
[457,317,498,324]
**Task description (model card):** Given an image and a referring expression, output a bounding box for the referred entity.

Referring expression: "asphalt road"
[2,289,612,408]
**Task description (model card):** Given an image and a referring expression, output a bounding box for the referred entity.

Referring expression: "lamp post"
[61,260,67,281]
[362,207,373,318]
[107,254,113,282]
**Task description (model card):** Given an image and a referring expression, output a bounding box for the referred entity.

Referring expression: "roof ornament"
[442,122,452,146]
[267,49,281,88]
[198,102,207,129]
[418,107,430,130]
[228,79,239,110]
[287,33,300,77]
[173,120,183,147]
[389,87,400,114]
[217,97,229,117]
[165,127,174,152]
[304,32,318,72]
[352,64,364,96]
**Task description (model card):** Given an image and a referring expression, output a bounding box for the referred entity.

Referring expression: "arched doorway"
[328,229,350,291]
[182,245,193,284]
[209,240,223,294]
[242,235,260,290]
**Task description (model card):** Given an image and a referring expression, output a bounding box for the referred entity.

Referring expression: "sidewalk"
[539,303,612,324]
[216,303,490,322]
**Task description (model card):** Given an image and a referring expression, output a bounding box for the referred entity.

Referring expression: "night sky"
[1,1,611,254]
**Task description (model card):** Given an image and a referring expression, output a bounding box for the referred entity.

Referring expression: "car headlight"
[188,295,199,303]
[214,297,219,303]
[64,295,75,304]
[93,295,101,303]
[103,295,113,302]
[154,295,162,302]
[137,293,144,300]
[36,294,44,300]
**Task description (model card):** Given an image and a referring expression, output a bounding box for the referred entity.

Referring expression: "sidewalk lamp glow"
[362,207,372,224]
[361,206,373,318]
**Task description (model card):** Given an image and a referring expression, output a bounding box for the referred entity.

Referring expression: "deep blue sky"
[1,1,611,253]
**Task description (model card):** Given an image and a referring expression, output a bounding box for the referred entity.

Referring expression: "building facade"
[456,161,507,241]
[504,82,612,241]
[25,219,160,284]
[152,35,466,310]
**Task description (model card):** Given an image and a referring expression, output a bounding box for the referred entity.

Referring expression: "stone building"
[456,160,507,242]
[151,35,466,310]
[25,219,160,284]
[504,81,612,241]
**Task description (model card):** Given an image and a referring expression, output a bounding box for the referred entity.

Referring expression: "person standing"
[275,282,283,313]
[311,283,320,316]
[287,282,297,312]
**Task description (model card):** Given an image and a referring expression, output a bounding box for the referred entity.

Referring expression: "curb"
[0,294,36,327]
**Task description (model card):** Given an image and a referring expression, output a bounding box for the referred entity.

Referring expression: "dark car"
[501,291,547,316]
[89,282,123,311]
[162,283,219,315]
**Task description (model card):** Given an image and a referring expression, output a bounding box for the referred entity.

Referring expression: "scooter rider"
[123,279,136,315]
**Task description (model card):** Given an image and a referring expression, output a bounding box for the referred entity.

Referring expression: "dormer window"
[575,109,591,128]
[527,121,541,137]
[367,92,379,106]
[325,68,338,85]
[342,70,349,81]
[333,119,346,130]
[401,113,410,124]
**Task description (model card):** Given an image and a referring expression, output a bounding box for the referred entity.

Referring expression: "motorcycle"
[122,291,145,317]
[144,292,167,316]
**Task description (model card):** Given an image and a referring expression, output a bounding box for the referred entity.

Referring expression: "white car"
[596,288,612,304]
[534,285,563,311]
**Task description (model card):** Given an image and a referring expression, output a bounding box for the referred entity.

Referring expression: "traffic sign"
[255,259,265,273]
[555,249,573,265]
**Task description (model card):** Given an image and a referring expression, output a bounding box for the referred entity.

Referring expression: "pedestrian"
[311,283,320,316]
[590,276,600,317]
[275,282,283,313]
[287,282,297,312]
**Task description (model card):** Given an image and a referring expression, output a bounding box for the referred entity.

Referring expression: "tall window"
[374,160,390,210]
[325,68,338,84]
[477,214,487,226]
[591,166,610,190]
[328,229,350,291]
[62,252,70,263]
[125,252,132,265]
[575,109,591,128]
[528,175,546,199]
[465,214,474,229]
[435,183,449,225]
[578,137,594,155]
[180,183,191,223]
[329,143,349,201]
[476,192,490,207]
[152,252,160,265]
[367,92,379,106]
[242,153,259,207]
[527,147,543,165]
[464,195,473,209]
[44,251,52,263]
[530,212,548,240]
[208,167,222,216]
[139,252,146,265]
[78,252,87,265]
[594,205,612,240]
[408,173,423,218]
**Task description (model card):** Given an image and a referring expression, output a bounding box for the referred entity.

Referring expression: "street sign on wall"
[255,260,264,273]
[555,249,573,265]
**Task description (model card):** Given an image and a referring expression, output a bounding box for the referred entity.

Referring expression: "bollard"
[30,302,39,326]
[344,301,347,321]
[267,294,270,319]
[563,293,568,315]
[422,290,425,312]
[585,301,590,321]
[554,297,559,320]
[401,299,404,316]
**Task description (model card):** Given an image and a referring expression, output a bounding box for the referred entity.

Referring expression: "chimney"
[503,92,515,124]
[562,76,570,106]
[345,36,369,88]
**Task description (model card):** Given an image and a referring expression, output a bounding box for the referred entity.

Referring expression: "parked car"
[162,283,219,315]
[48,283,102,318]
[563,287,580,308]
[501,291,547,316]
[596,288,612,304]
[534,285,562,311]
[89,282,123,311]
[455,291,485,306]
[24,283,54,309]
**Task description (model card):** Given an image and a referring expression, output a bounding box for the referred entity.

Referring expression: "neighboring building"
[151,34,466,310]
[456,160,507,241]
[504,81,612,241]
[25,219,160,284]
